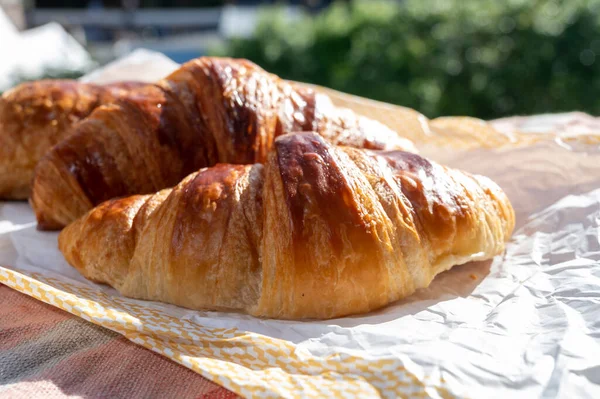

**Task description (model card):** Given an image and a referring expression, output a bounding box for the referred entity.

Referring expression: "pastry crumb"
[469,274,477,280]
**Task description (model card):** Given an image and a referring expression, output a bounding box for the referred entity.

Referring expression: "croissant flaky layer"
[30,57,416,230]
[59,132,514,320]
[0,80,147,199]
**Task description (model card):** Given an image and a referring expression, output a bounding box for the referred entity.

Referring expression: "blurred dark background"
[2,0,600,119]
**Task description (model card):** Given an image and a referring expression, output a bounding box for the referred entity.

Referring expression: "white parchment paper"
[2,51,600,398]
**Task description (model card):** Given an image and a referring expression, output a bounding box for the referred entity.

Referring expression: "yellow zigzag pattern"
[0,266,454,398]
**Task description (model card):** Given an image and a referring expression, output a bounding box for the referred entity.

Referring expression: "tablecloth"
[0,284,239,399]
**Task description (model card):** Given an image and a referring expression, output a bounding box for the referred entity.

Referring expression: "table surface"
[0,284,239,399]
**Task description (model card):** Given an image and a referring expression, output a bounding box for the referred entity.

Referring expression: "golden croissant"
[0,80,147,199]
[59,132,514,320]
[30,57,415,230]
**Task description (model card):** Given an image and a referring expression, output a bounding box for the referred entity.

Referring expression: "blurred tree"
[34,0,227,7]
[213,0,600,119]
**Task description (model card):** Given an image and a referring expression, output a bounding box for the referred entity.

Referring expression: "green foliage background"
[213,0,600,119]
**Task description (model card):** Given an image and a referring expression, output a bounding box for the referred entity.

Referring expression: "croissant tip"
[31,201,65,231]
[35,219,64,231]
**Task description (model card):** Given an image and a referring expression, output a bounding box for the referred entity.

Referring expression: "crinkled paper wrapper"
[2,50,600,398]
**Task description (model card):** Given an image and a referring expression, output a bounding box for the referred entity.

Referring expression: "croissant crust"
[30,57,415,229]
[0,80,146,199]
[59,132,514,320]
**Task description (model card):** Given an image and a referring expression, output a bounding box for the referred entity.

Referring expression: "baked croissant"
[59,132,514,320]
[30,57,415,230]
[0,80,147,199]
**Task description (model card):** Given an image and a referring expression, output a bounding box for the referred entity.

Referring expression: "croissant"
[59,132,514,320]
[0,80,147,199]
[30,57,416,230]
